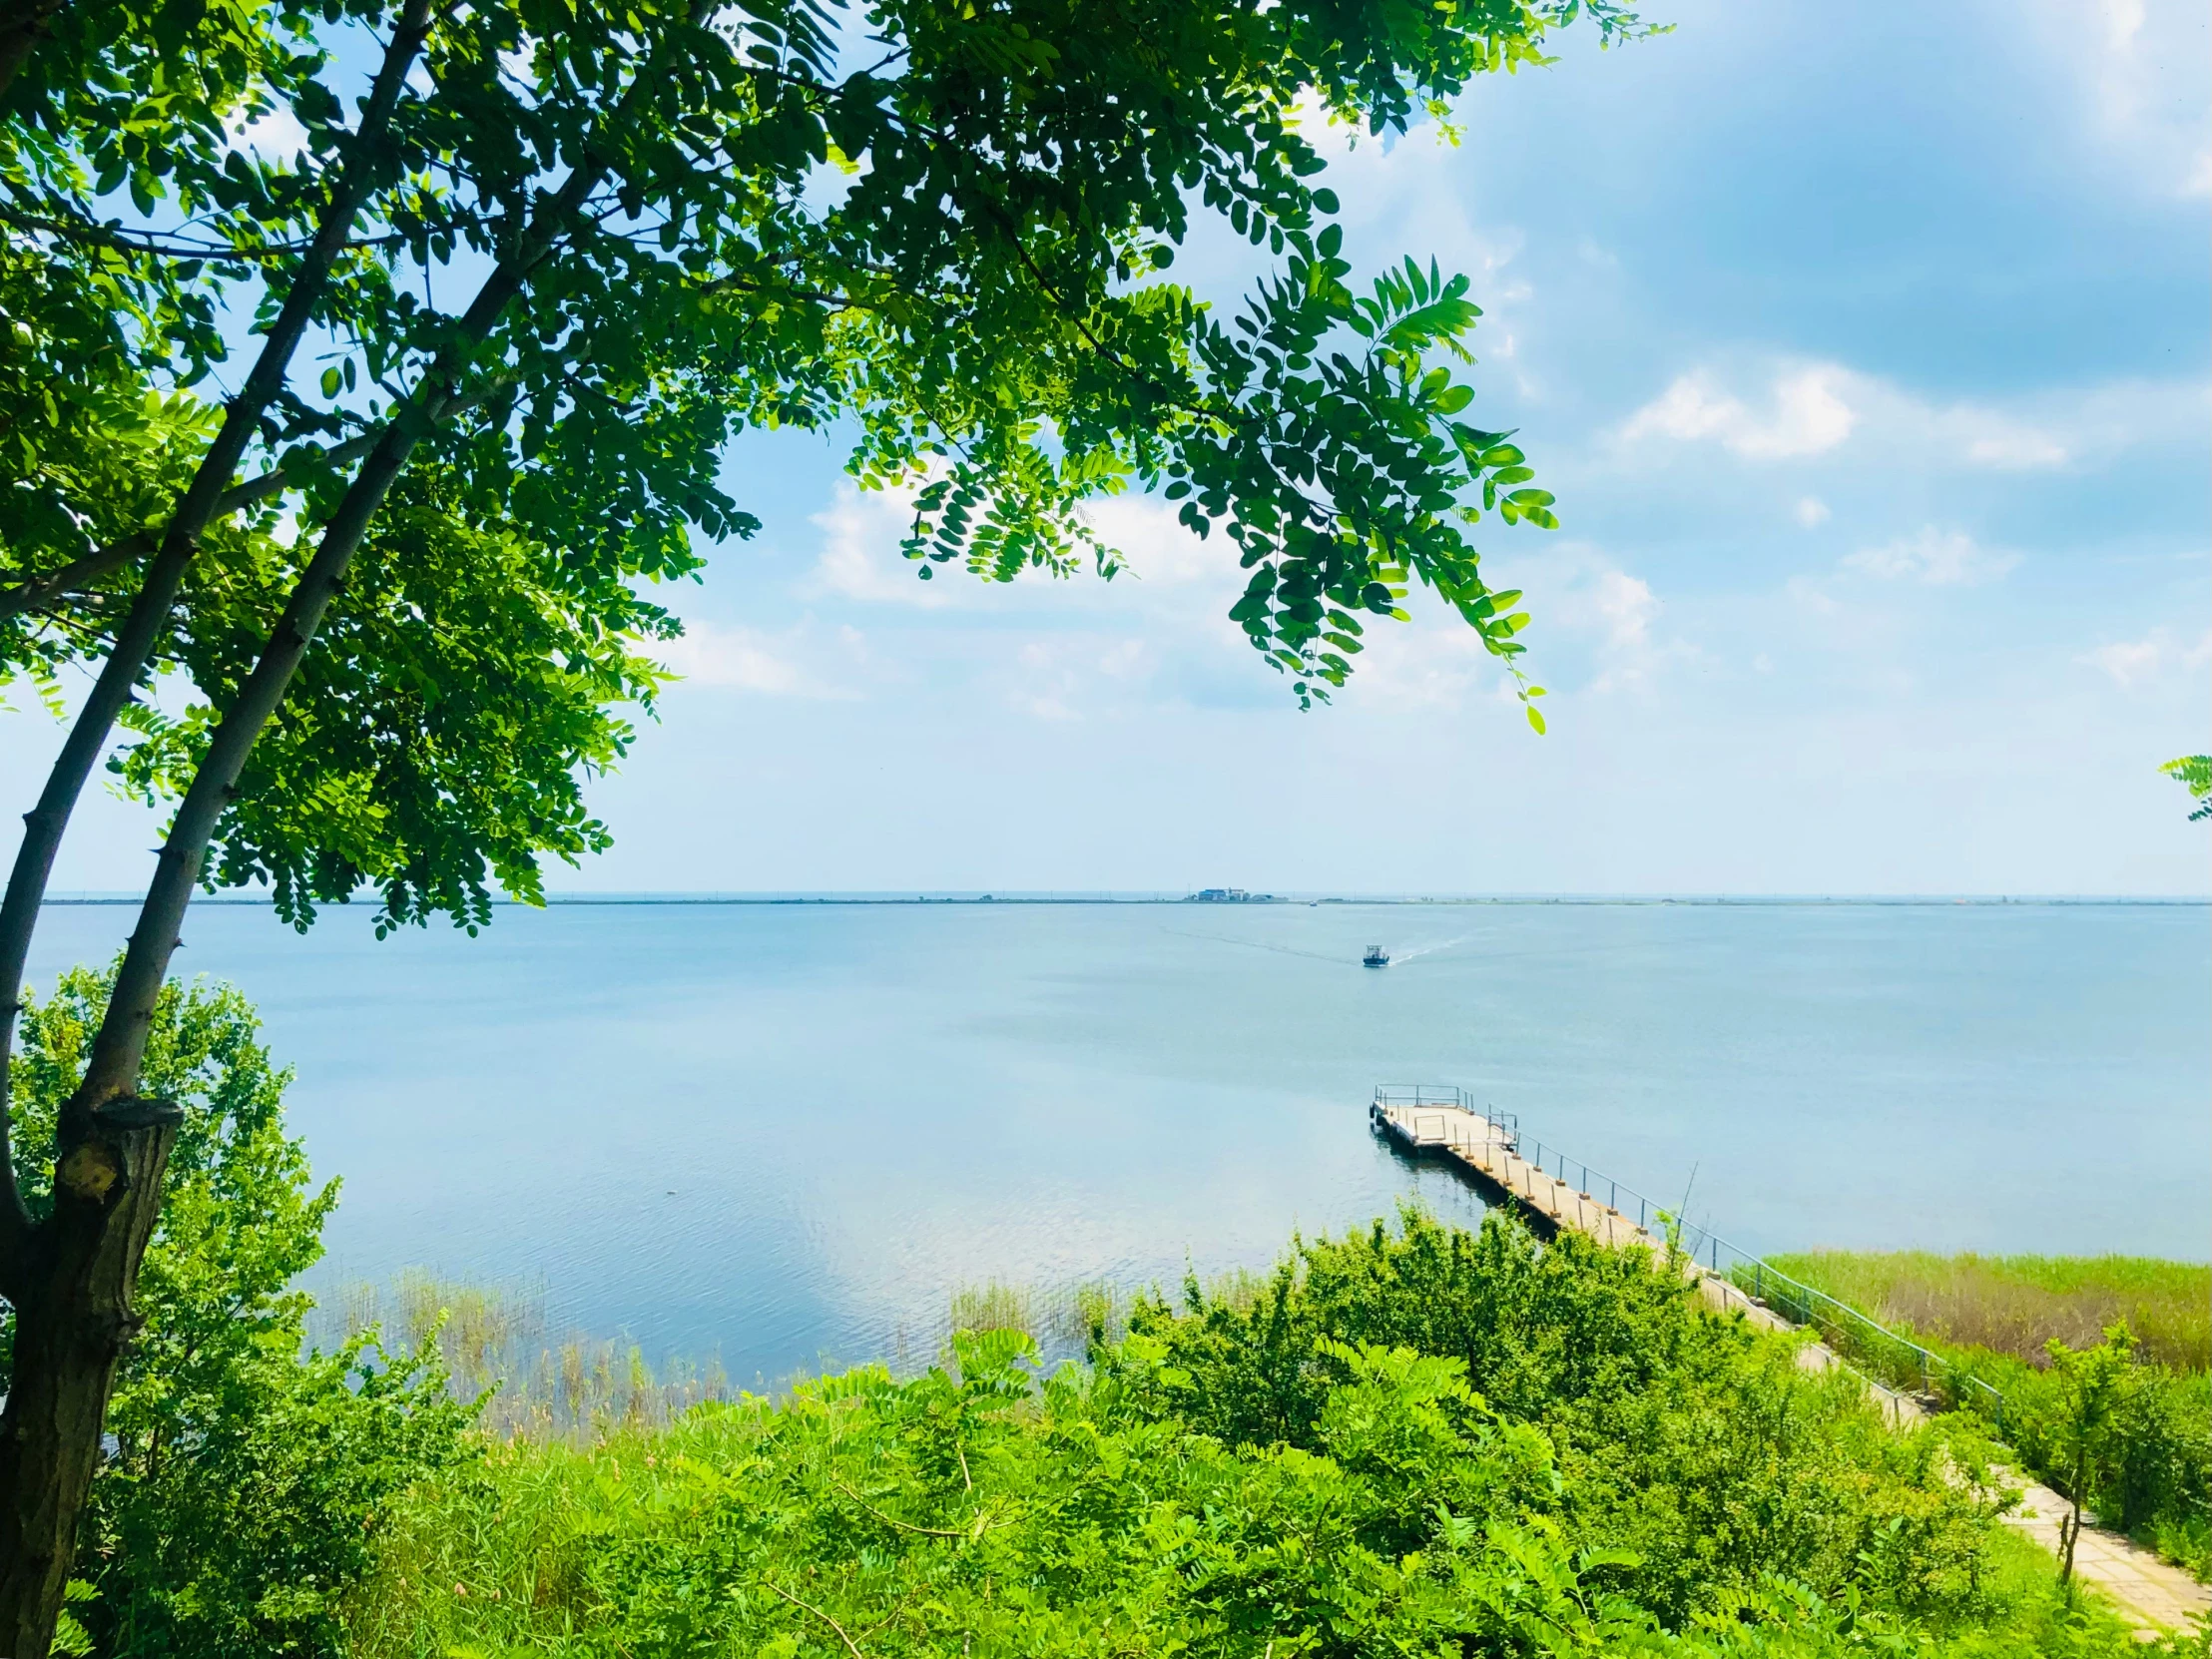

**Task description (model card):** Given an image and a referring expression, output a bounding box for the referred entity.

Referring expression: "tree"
[2160,757,2211,824]
[2042,1322,2137,1593]
[8,963,471,1656]
[0,0,1648,1641]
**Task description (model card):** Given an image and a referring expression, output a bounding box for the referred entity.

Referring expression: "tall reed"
[1765,1252,2210,1373]
[320,1272,732,1441]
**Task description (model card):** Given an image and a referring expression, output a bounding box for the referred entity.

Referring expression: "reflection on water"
[26,898,2210,1387]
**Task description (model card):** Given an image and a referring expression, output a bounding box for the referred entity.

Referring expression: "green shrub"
[6,965,476,1658]
[353,1210,2183,1658]
[1105,1209,2006,1627]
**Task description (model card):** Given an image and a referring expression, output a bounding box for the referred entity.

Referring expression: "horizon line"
[35,889,2211,907]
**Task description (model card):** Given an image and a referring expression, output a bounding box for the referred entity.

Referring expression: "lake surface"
[24,898,2211,1385]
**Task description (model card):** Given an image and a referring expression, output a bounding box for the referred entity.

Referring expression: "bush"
[1104,1209,2005,1628]
[5,965,476,1658]
[354,1209,2182,1658]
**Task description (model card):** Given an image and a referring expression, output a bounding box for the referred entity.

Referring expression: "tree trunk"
[0,28,435,1639]
[0,16,662,1644]
[2058,1447,2086,1590]
[0,0,64,104]
[0,1097,180,1654]
[0,0,433,1213]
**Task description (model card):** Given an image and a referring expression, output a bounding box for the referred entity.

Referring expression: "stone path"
[1372,1101,2212,1639]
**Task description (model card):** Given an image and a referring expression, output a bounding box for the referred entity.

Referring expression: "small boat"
[1363,945,1389,968]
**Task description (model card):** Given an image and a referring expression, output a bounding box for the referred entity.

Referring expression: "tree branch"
[65,8,684,1122]
[0,203,500,266]
[764,1581,866,1659]
[0,0,64,104]
[0,379,511,625]
[830,1476,974,1538]
[0,0,438,1261]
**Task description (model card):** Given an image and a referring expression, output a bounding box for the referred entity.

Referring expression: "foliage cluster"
[2162,758,2212,823]
[3,966,474,1657]
[352,1210,2188,1659]
[1773,1252,2212,1583]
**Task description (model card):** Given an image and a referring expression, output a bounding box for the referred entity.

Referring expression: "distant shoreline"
[37,892,2210,908]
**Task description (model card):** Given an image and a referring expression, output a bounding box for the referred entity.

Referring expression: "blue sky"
[12,0,2209,896]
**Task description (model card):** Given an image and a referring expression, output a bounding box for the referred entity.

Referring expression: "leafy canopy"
[2,0,1648,933]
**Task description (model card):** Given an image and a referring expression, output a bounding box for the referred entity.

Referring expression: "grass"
[318,1268,1176,1435]
[1763,1252,2211,1373]
[940,1269,1271,1361]
[322,1271,733,1440]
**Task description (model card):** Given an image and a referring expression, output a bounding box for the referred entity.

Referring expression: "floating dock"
[1371,1087,1662,1253]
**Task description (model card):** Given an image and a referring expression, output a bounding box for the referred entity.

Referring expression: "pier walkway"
[1371,1087,2211,1639]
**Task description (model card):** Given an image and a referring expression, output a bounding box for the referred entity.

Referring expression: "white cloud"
[808,486,1240,625]
[1526,547,1698,695]
[1842,527,2020,587]
[655,620,862,699]
[1959,424,2068,470]
[1351,621,1501,709]
[1010,642,1082,721]
[1794,496,1832,528]
[1620,366,1857,458]
[231,107,308,162]
[2081,626,2212,689]
[1078,496,1227,590]
[1610,358,2194,474]
[2025,0,2212,201]
[809,483,953,608]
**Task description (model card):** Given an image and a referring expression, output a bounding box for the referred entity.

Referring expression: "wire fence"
[1371,1085,2008,1432]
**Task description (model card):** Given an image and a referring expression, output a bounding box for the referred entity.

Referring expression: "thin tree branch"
[829,1476,977,1538]
[0,533,155,623]
[764,1581,866,1659]
[0,379,510,624]
[0,204,499,265]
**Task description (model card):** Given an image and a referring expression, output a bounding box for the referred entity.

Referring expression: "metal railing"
[1373,1085,1519,1141]
[1370,1086,2007,1430]
[1375,1084,1470,1110]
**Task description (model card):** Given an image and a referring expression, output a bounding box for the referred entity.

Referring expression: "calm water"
[24,899,2211,1384]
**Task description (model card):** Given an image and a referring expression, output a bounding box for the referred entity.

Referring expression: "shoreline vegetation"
[11,968,2206,1654]
[341,1218,2197,1658]
[1766,1252,2212,1582]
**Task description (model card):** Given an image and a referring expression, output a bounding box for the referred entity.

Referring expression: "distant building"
[1187,887,1276,902]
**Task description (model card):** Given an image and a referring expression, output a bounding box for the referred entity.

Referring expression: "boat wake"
[1386,934,1471,965]
[1160,927,1350,966]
